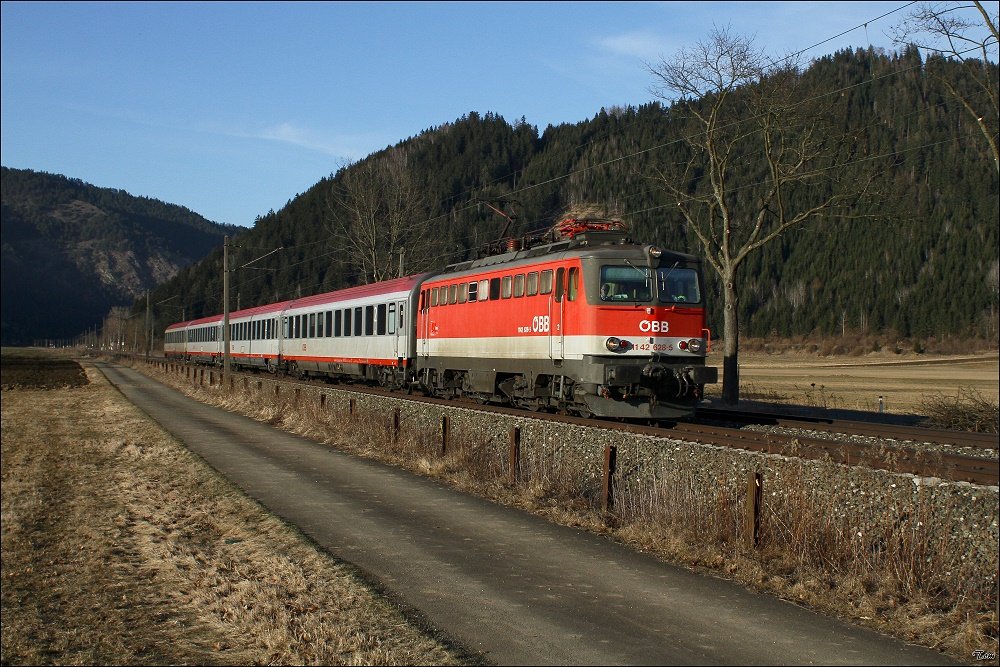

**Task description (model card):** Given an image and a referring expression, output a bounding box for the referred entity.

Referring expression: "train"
[164,219,718,419]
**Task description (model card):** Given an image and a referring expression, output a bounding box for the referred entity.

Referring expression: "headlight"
[648,245,662,258]
[606,337,623,352]
[687,338,705,354]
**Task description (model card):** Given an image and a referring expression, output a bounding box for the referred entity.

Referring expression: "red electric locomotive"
[413,220,717,419]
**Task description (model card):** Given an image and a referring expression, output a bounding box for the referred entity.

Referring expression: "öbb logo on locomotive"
[164,219,719,420]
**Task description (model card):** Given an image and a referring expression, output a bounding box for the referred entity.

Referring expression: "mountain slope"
[1,167,238,345]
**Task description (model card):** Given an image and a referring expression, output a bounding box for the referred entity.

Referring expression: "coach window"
[527,271,538,296]
[568,267,579,301]
[354,307,363,336]
[343,309,352,337]
[501,276,512,299]
[324,311,332,337]
[489,277,501,300]
[479,279,489,301]
[468,281,478,302]
[334,310,342,337]
[514,274,524,297]
[458,282,468,303]
[307,313,314,338]
[540,269,553,295]
[377,304,387,335]
[387,303,396,334]
[364,306,375,335]
[295,315,302,339]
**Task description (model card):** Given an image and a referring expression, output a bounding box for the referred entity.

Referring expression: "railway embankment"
[135,358,999,662]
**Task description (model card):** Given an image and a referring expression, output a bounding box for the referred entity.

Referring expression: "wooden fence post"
[508,426,521,485]
[745,472,763,548]
[602,445,617,512]
[440,415,450,455]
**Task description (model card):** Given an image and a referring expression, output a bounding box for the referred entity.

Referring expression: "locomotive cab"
[572,244,718,419]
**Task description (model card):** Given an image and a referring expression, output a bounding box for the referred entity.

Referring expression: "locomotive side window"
[527,272,538,296]
[501,276,512,299]
[449,284,458,305]
[489,278,501,301]
[540,270,553,294]
[431,287,439,307]
[458,283,468,303]
[568,267,579,301]
[657,267,702,304]
[468,281,478,302]
[514,274,524,297]
[479,279,489,301]
[554,268,565,302]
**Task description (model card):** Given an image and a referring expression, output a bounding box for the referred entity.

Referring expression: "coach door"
[388,300,403,361]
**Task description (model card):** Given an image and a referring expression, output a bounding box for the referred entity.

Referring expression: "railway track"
[140,356,1000,486]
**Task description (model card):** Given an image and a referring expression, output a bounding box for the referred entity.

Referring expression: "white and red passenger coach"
[165,220,718,419]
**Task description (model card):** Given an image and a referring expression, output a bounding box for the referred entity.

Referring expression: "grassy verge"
[0,353,470,665]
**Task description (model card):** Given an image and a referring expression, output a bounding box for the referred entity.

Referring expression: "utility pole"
[145,291,151,357]
[223,235,231,386]
[398,248,405,278]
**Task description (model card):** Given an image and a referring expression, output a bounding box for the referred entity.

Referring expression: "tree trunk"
[721,276,740,405]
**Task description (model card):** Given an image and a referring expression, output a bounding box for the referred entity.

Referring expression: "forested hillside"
[0,168,238,345]
[150,48,998,344]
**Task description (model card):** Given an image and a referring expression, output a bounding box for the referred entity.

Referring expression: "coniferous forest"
[104,49,1000,346]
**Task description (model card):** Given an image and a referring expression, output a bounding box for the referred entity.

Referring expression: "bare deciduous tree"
[327,147,432,283]
[892,0,999,174]
[647,27,879,404]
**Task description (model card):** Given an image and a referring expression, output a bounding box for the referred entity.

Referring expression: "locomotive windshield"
[600,265,652,302]
[657,267,701,304]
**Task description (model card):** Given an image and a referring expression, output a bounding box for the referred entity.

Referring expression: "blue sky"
[1,2,942,228]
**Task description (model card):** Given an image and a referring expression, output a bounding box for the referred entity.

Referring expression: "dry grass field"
[0,348,470,666]
[706,349,999,420]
